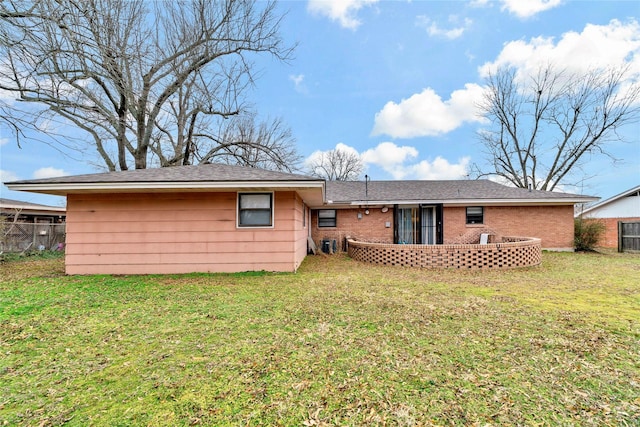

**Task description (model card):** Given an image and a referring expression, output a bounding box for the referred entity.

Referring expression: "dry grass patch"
[1,251,638,426]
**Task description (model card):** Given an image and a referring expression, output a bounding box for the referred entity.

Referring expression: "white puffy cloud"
[33,167,68,179]
[0,169,20,183]
[371,83,487,139]
[361,141,417,170]
[404,156,470,180]
[417,15,472,40]
[479,19,640,79]
[306,142,469,181]
[0,137,8,146]
[361,142,469,180]
[499,0,563,19]
[307,0,378,30]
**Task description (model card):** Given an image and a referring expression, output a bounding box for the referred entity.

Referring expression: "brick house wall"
[444,205,575,249]
[594,217,640,248]
[311,208,393,251]
[312,204,576,251]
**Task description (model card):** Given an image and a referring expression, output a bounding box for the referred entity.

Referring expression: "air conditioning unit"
[321,239,338,254]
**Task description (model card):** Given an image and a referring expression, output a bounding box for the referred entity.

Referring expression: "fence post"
[618,221,623,253]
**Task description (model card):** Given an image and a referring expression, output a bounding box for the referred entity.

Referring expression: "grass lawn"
[1,251,639,426]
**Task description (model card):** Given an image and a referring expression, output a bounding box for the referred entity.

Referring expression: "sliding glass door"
[395,205,441,244]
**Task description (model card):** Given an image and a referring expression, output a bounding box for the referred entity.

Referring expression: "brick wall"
[311,208,393,251]
[444,205,575,250]
[347,237,542,269]
[595,217,640,248]
[312,204,577,251]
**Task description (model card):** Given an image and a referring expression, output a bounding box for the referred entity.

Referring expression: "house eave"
[320,197,598,207]
[578,184,640,216]
[6,180,324,194]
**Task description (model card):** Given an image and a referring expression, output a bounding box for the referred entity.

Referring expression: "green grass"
[1,251,639,426]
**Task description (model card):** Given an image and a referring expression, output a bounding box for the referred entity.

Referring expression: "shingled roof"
[6,163,319,185]
[5,164,597,206]
[325,179,596,205]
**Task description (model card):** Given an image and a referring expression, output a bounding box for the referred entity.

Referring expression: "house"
[5,164,596,274]
[312,180,597,252]
[1,198,66,223]
[576,185,640,248]
[0,198,66,252]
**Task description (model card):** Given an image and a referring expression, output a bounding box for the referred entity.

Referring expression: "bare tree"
[0,0,293,171]
[307,148,364,181]
[152,113,301,171]
[476,65,640,191]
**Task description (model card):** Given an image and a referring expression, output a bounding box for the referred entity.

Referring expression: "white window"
[238,193,273,227]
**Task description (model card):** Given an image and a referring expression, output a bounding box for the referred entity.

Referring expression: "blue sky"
[1,0,639,206]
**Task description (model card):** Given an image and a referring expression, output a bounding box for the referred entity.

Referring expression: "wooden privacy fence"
[618,221,640,252]
[347,237,542,270]
[1,222,66,253]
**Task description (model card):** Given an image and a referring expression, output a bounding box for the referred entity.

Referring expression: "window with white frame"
[317,209,337,227]
[238,193,273,227]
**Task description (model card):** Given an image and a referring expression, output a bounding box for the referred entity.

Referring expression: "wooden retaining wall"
[346,237,542,270]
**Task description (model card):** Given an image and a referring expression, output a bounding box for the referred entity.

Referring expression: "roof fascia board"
[0,204,66,212]
[328,197,598,206]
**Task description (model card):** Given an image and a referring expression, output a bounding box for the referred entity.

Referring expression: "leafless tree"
[0,0,294,171]
[307,148,364,181]
[157,113,302,171]
[476,64,640,191]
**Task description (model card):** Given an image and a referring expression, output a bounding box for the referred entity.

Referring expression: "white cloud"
[361,141,417,170]
[307,0,378,30]
[289,74,308,94]
[0,137,8,146]
[361,142,468,180]
[33,167,69,179]
[371,83,487,138]
[499,0,563,19]
[306,142,469,181]
[0,169,20,183]
[404,156,470,180]
[417,15,472,40]
[479,19,640,79]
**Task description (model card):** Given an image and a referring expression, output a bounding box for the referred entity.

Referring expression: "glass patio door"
[421,206,436,244]
[396,205,438,244]
[397,206,419,244]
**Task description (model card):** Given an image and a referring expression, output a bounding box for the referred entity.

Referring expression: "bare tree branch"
[307,148,364,181]
[476,64,640,191]
[0,0,294,171]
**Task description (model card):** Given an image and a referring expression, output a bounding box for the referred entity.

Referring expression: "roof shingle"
[326,180,593,203]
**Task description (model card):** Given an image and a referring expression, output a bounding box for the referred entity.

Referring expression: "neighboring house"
[5,164,596,274]
[577,185,640,248]
[0,198,66,252]
[0,198,66,223]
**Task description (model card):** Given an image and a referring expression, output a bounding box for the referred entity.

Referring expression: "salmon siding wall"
[294,194,308,268]
[65,191,303,274]
[444,205,575,249]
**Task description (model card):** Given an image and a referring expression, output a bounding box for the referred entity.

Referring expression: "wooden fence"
[618,221,640,252]
[1,222,66,253]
